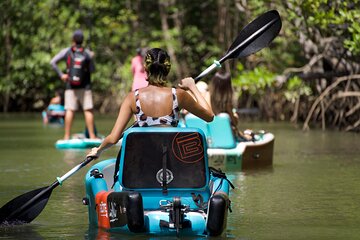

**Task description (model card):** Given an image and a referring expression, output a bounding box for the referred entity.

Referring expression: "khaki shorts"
[64,89,94,111]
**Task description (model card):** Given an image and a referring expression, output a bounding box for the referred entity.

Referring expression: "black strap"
[66,48,74,70]
[162,146,168,195]
[191,193,207,209]
[209,167,235,190]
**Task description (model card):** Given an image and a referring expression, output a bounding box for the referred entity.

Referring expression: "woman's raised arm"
[178,77,214,122]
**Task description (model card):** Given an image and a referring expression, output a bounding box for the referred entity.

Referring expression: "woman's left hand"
[87,147,100,159]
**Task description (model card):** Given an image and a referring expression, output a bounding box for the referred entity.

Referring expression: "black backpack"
[66,47,89,86]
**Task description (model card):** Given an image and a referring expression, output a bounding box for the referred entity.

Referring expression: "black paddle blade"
[222,10,282,61]
[194,10,281,81]
[0,186,52,225]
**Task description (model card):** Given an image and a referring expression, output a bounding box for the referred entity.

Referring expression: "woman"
[209,71,252,141]
[209,72,237,122]
[131,47,148,91]
[87,48,214,159]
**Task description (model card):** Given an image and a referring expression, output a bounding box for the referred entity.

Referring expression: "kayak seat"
[183,114,210,138]
[117,127,210,209]
[185,113,236,149]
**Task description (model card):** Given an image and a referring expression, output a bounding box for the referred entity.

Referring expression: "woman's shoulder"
[124,90,136,101]
[121,91,136,111]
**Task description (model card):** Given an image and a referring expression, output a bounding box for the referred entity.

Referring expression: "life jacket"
[66,47,89,86]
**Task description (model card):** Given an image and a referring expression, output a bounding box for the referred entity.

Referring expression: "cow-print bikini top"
[134,88,180,127]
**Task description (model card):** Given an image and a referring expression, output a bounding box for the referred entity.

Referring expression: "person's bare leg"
[84,109,97,139]
[64,110,75,140]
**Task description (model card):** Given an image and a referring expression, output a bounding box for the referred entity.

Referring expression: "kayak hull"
[208,132,274,170]
[184,113,275,170]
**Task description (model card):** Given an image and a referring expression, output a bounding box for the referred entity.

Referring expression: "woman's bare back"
[135,86,174,117]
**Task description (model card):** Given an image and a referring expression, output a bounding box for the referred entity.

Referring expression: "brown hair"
[209,71,233,115]
[144,48,171,86]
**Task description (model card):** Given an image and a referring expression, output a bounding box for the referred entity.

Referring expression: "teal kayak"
[83,127,233,237]
[184,113,275,170]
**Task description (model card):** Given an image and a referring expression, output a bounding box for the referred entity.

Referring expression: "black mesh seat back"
[120,130,208,189]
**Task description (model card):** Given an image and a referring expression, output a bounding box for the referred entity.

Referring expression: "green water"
[0,113,359,239]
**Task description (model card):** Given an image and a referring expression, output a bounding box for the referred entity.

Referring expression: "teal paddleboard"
[55,138,102,149]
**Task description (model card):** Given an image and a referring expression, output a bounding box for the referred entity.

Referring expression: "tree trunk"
[159,1,182,80]
[171,4,189,77]
[3,18,12,113]
[217,0,230,71]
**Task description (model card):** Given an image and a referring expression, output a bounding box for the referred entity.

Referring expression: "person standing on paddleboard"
[50,29,97,140]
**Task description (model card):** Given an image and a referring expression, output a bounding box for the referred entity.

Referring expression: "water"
[0,113,359,239]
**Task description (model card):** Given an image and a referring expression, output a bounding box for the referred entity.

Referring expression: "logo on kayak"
[99,201,108,218]
[172,132,204,163]
[156,168,174,185]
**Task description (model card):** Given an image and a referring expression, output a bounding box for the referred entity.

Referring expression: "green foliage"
[284,76,312,103]
[0,0,358,114]
[288,0,360,55]
[343,14,360,54]
[232,63,276,96]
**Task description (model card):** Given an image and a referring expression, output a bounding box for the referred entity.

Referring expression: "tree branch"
[302,74,360,130]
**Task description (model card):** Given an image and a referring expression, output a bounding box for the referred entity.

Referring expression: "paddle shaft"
[57,156,95,184]
[56,123,135,184]
[194,15,279,82]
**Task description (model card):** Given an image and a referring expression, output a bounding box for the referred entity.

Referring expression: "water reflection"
[60,149,88,166]
[0,224,44,240]
[86,227,224,240]
[208,155,274,172]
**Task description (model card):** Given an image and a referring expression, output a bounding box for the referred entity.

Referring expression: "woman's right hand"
[87,147,100,159]
[178,77,196,91]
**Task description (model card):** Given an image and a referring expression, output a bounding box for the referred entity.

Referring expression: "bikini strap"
[172,88,178,110]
